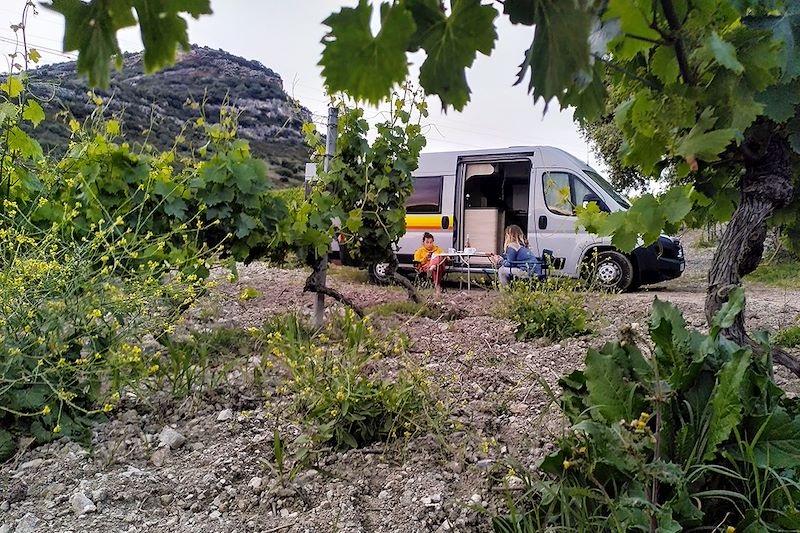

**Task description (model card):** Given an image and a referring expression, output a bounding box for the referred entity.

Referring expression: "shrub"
[501,280,590,341]
[262,310,432,451]
[776,322,800,349]
[492,289,800,532]
[0,212,207,458]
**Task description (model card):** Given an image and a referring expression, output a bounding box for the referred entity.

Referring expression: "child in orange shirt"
[414,232,447,294]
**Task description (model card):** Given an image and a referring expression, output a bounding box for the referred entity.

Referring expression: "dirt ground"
[2,235,799,533]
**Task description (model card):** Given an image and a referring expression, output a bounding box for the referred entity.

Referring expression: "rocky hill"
[26,46,312,187]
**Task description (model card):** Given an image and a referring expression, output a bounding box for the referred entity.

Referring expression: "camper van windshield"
[583,170,631,209]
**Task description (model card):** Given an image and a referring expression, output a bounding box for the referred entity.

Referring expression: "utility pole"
[313,106,338,328]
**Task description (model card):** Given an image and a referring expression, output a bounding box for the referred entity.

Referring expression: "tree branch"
[659,0,695,84]
[303,256,364,318]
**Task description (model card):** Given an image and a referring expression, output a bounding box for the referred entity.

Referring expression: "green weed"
[775,322,800,348]
[491,289,800,532]
[500,279,591,341]
[368,300,445,319]
[262,310,433,452]
[156,326,253,398]
[747,259,800,288]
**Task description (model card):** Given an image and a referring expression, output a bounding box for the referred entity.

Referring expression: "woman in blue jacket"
[490,224,541,287]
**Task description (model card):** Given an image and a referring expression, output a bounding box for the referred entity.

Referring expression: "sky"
[0,0,602,169]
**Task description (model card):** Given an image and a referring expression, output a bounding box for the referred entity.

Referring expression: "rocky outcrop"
[26,46,311,186]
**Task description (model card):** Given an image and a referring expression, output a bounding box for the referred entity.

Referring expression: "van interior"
[463,160,531,264]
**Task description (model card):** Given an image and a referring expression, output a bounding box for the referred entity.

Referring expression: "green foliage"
[747,258,800,288]
[5,86,288,265]
[46,0,212,87]
[262,311,434,451]
[500,280,590,341]
[288,87,426,269]
[320,1,415,105]
[0,204,206,456]
[321,0,497,110]
[493,291,800,531]
[156,326,254,398]
[776,322,800,349]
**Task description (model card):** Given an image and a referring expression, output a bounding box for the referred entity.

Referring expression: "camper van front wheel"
[368,262,391,285]
[592,251,634,291]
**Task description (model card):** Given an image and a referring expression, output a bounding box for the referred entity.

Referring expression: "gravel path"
[2,237,798,533]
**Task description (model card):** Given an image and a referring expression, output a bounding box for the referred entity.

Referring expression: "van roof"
[415,145,596,176]
[304,145,597,180]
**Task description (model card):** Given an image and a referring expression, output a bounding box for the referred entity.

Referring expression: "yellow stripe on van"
[405,214,452,231]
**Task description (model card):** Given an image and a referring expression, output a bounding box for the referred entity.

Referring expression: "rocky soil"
[2,237,799,533]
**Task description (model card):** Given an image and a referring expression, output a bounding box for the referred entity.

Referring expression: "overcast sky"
[0,1,601,168]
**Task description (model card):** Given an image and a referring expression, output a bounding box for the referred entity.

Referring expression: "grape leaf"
[503,0,538,25]
[45,0,136,88]
[46,0,210,88]
[407,0,498,111]
[23,100,45,127]
[705,31,744,73]
[756,79,800,123]
[675,109,736,161]
[650,46,680,84]
[659,186,694,224]
[604,0,660,59]
[744,6,800,81]
[132,0,212,75]
[320,1,415,105]
[516,0,592,111]
[1,75,24,97]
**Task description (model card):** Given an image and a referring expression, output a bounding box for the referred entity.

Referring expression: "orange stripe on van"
[405,214,453,231]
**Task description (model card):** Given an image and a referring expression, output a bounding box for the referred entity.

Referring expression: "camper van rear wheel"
[592,251,634,291]
[368,262,392,285]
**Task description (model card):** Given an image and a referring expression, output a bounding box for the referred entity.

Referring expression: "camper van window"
[407,176,444,213]
[543,172,573,216]
[582,170,631,209]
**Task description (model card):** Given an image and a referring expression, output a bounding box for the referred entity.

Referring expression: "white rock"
[279,508,290,518]
[436,519,453,532]
[216,409,233,422]
[150,447,170,467]
[70,492,97,515]
[378,490,389,500]
[506,476,524,490]
[469,493,482,505]
[248,477,263,493]
[17,459,43,471]
[159,427,186,449]
[91,487,108,502]
[475,459,494,469]
[209,510,221,519]
[13,514,38,533]
[429,493,442,503]
[0,524,10,533]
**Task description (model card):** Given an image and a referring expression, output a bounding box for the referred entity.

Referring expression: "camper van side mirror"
[582,193,609,212]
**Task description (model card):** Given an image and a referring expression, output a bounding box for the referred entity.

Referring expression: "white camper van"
[308,146,685,291]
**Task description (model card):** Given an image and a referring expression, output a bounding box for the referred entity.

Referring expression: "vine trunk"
[704,130,800,377]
